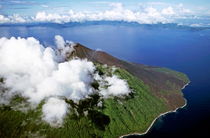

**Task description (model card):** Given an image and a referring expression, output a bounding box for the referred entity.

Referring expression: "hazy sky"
[1,0,210,16]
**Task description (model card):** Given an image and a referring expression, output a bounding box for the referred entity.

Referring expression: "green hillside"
[0,64,189,138]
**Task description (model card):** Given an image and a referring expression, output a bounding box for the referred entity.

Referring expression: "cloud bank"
[0,35,131,126]
[0,3,194,24]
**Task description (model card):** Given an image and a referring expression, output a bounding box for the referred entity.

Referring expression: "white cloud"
[42,97,69,127]
[0,2,205,24]
[41,5,49,8]
[0,14,26,23]
[0,35,131,126]
[10,14,26,23]
[100,76,130,98]
[161,7,175,15]
[109,2,123,10]
[0,36,96,104]
[0,3,174,24]
[143,7,166,23]
[33,12,67,23]
[0,15,10,23]
[55,35,65,49]
[55,35,75,61]
[177,3,192,14]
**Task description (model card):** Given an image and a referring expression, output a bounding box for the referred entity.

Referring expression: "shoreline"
[120,82,190,138]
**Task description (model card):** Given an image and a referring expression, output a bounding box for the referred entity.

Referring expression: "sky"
[0,0,210,25]
[1,0,210,15]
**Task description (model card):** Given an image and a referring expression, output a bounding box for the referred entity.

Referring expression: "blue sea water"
[0,22,210,138]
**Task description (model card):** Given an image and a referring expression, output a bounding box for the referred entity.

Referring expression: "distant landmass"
[0,43,189,138]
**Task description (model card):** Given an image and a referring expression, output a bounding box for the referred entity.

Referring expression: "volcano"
[0,42,189,138]
[72,43,189,109]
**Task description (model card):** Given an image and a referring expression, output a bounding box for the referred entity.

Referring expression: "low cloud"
[32,4,171,24]
[42,97,69,127]
[0,35,131,126]
[0,3,195,24]
[161,7,175,15]
[0,36,96,104]
[0,14,26,23]
[100,76,131,98]
[55,35,65,49]
[0,15,10,23]
[55,35,75,60]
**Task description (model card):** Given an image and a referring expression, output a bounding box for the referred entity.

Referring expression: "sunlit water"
[0,22,210,137]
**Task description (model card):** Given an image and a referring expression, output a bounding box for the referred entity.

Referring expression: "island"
[0,42,189,138]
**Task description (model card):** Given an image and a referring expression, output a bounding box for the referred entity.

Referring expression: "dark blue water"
[0,22,210,138]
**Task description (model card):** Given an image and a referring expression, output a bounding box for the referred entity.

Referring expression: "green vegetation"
[0,65,188,138]
[151,67,189,83]
[102,69,167,137]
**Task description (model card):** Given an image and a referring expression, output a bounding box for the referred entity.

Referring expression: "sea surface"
[0,22,210,138]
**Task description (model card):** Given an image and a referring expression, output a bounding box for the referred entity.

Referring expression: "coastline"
[120,82,190,138]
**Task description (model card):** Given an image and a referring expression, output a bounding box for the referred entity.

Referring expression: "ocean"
[0,22,210,138]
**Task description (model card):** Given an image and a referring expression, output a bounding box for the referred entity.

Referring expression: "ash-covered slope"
[72,43,189,110]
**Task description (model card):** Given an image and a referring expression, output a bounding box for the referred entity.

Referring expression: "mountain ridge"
[71,43,189,110]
